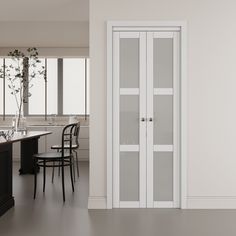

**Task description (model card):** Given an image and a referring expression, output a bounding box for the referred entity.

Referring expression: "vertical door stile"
[139,32,147,208]
[173,32,180,207]
[113,32,120,208]
[146,32,154,208]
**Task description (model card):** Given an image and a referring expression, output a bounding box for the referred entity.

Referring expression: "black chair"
[51,122,80,182]
[33,123,79,202]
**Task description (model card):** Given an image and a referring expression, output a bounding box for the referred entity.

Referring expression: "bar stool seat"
[34,152,72,160]
[51,144,78,150]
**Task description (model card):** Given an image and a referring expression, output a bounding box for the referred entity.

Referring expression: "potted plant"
[0,47,45,131]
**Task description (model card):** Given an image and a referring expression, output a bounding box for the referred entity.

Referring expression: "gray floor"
[1,163,236,236]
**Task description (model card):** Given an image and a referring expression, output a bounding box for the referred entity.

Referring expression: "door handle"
[149,118,153,122]
[141,118,146,122]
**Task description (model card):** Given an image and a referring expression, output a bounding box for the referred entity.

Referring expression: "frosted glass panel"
[153,38,173,88]
[153,152,173,201]
[120,152,139,201]
[29,59,45,114]
[5,59,22,114]
[47,59,58,114]
[0,59,3,114]
[154,95,173,145]
[120,95,139,145]
[63,58,85,115]
[120,38,139,88]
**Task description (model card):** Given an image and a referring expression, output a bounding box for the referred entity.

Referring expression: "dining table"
[0,130,52,217]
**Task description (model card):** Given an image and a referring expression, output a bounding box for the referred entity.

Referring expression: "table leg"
[0,143,15,217]
[19,137,39,175]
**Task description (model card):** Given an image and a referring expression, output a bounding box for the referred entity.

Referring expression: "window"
[47,59,58,115]
[5,58,22,115]
[63,58,85,115]
[28,58,46,115]
[28,58,58,115]
[0,58,89,118]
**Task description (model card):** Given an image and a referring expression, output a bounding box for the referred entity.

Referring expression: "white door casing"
[107,21,187,209]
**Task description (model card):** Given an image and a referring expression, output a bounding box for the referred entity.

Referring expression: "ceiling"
[0,0,89,21]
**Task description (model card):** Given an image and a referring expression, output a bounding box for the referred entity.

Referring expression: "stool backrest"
[61,122,79,157]
[74,122,80,147]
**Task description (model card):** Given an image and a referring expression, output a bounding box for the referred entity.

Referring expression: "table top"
[0,131,52,145]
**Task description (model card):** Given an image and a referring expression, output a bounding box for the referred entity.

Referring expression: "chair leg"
[61,162,65,202]
[73,154,76,182]
[34,157,37,199]
[43,160,46,193]
[75,150,79,178]
[51,161,55,183]
[58,150,61,177]
[69,158,75,192]
[58,162,61,177]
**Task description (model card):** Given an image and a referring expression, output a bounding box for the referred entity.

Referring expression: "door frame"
[106,21,187,209]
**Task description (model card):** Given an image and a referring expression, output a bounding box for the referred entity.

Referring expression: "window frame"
[0,57,89,120]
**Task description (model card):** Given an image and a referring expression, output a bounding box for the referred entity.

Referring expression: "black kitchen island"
[0,131,51,217]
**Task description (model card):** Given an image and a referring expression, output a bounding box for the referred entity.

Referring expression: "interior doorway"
[107,21,187,209]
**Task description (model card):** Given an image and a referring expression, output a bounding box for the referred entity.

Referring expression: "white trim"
[180,22,188,209]
[120,88,139,95]
[154,201,174,208]
[154,32,174,38]
[173,31,180,208]
[107,21,187,209]
[106,21,113,209]
[119,201,140,208]
[112,32,120,208]
[113,27,180,32]
[120,145,139,152]
[187,196,236,209]
[139,32,147,208]
[154,88,173,95]
[109,21,186,27]
[146,31,154,208]
[88,196,107,209]
[119,32,140,38]
[154,145,173,152]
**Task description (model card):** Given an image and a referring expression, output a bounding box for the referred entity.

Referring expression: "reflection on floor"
[0,162,89,235]
[1,162,236,236]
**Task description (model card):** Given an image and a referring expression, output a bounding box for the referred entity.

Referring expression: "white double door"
[113,30,180,208]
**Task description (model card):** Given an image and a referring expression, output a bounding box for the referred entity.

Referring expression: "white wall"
[0,0,89,56]
[89,0,236,208]
[0,0,88,22]
[0,21,89,56]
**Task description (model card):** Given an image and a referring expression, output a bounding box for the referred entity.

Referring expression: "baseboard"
[88,196,107,209]
[187,196,236,209]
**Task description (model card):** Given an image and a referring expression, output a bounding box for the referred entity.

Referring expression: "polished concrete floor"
[1,163,236,236]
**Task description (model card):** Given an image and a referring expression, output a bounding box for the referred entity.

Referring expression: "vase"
[12,112,27,133]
